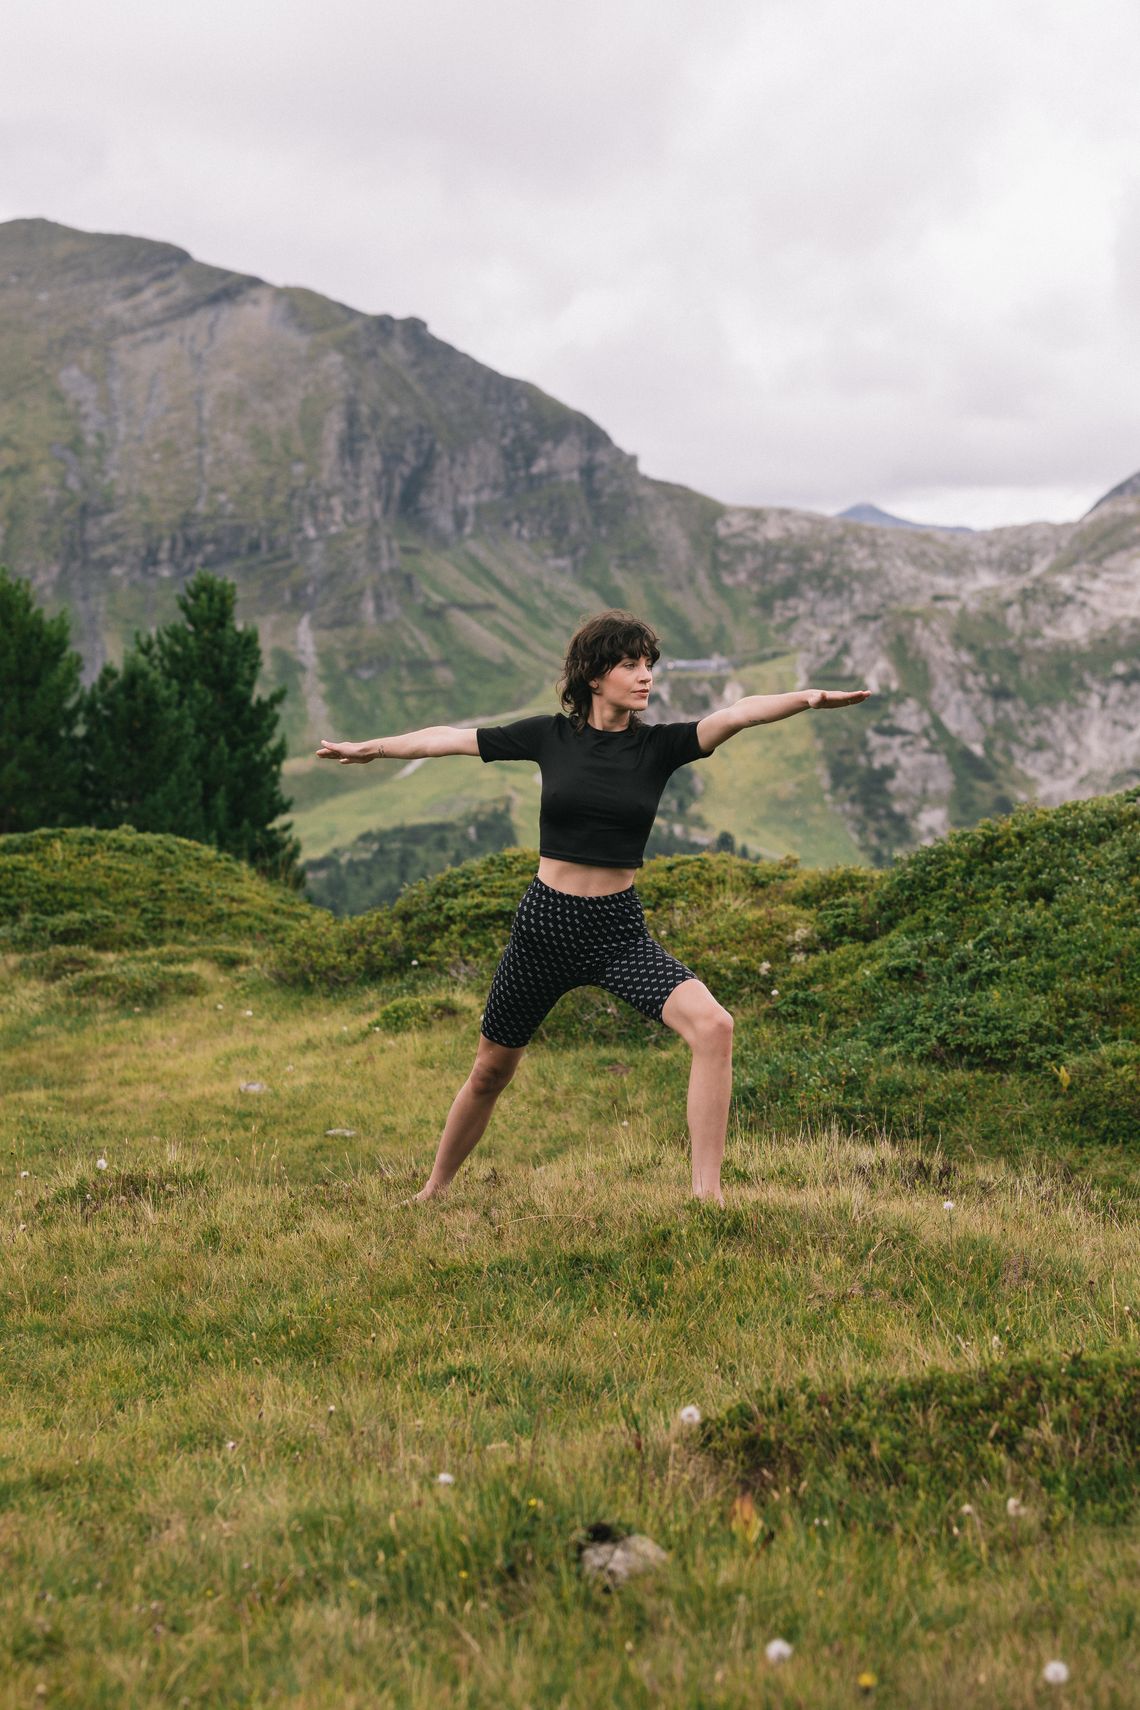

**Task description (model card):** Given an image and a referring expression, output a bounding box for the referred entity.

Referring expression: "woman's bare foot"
[691,1188,726,1208]
[398,1181,449,1207]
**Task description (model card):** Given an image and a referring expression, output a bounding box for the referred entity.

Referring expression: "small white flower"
[765,1638,793,1665]
[770,988,779,997]
[243,1009,253,1017]
[1042,1660,1070,1686]
[620,1120,629,1128]
[991,1334,1002,1349]
[678,1404,702,1427]
[411,959,419,966]
[759,960,771,974]
[1006,1496,1025,1518]
[943,1199,955,1211]
[959,1503,974,1516]
[327,1405,336,1414]
[225,1440,237,1452]
[216,1003,224,1010]
[96,1157,108,1171]
[20,1170,29,1179]
[436,1471,455,1485]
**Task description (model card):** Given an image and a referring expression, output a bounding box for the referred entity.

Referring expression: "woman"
[317,609,871,1206]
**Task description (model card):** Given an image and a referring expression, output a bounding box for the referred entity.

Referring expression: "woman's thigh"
[480,920,582,1049]
[596,925,701,1025]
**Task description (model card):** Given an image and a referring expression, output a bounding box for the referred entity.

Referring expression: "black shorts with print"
[480,876,699,1048]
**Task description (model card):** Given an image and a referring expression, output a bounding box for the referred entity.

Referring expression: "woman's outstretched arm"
[315,726,481,764]
[696,688,872,753]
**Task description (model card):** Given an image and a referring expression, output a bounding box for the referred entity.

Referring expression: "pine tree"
[137,572,302,885]
[79,652,205,838]
[0,566,85,834]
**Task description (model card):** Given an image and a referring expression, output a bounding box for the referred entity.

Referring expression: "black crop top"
[475,711,710,868]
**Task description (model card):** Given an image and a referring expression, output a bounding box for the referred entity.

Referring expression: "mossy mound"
[370,993,473,1033]
[703,1347,1140,1525]
[0,826,313,951]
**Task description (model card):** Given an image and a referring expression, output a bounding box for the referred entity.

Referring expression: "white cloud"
[3,0,1140,527]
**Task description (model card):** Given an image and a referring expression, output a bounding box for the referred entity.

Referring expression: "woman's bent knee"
[470,1039,525,1095]
[694,1005,733,1050]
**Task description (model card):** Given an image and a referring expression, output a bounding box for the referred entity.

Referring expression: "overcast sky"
[5,0,1140,528]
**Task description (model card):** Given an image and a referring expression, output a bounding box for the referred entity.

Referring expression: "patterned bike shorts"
[480,875,700,1048]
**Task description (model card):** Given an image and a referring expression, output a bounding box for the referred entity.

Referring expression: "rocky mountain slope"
[2,216,1137,866]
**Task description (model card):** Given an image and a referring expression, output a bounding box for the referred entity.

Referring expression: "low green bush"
[371,993,470,1033]
[1054,1041,1140,1145]
[703,1347,1140,1524]
[1,907,128,951]
[60,959,207,1009]
[17,944,106,981]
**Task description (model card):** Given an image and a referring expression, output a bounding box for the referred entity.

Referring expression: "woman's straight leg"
[659,979,733,1203]
[409,879,579,1202]
[593,895,733,1205]
[411,1034,526,1201]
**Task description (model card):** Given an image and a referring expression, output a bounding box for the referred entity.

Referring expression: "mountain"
[2,216,1138,869]
[1087,470,1140,511]
[836,502,974,535]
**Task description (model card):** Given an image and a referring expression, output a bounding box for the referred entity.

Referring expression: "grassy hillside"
[1,801,1137,1703]
[4,789,1136,1161]
[267,788,1139,1166]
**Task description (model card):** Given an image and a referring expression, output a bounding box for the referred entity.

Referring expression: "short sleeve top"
[474,711,710,868]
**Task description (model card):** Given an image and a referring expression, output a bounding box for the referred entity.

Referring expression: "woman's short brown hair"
[558,609,661,732]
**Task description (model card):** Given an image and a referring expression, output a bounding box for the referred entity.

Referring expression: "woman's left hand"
[805,689,873,710]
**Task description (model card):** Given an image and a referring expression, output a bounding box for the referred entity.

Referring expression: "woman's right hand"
[315,738,375,764]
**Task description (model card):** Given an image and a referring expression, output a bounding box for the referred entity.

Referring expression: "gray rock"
[580,1532,669,1586]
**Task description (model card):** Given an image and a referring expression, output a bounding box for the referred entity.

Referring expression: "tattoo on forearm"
[375,742,387,758]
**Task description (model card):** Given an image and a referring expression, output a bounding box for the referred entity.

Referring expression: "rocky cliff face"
[2,217,1137,865]
[711,500,1140,859]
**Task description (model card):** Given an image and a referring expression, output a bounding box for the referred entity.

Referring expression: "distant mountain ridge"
[836,503,974,536]
[2,215,1138,867]
[1088,470,1140,511]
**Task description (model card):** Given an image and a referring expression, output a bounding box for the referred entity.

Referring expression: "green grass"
[1,808,1138,1703]
[2,960,1139,1705]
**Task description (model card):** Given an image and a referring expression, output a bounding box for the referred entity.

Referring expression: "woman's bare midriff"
[536,856,638,896]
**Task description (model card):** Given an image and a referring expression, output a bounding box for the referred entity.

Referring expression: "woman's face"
[592,653,654,705]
